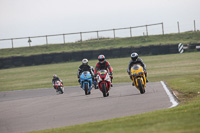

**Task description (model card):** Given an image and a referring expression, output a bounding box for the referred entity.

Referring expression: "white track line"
[160,81,179,108]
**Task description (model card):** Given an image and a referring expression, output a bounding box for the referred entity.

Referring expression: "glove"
[143,67,146,72]
[109,72,113,76]
[128,71,131,75]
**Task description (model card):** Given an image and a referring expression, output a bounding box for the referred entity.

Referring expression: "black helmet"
[131,52,138,61]
[98,55,105,63]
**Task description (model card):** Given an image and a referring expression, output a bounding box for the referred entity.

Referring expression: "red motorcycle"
[54,80,64,94]
[97,70,111,97]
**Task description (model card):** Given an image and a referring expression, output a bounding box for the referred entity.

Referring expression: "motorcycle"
[97,70,111,97]
[130,65,146,94]
[54,80,64,94]
[80,71,93,95]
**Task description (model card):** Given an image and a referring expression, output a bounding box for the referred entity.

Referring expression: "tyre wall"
[0,44,198,69]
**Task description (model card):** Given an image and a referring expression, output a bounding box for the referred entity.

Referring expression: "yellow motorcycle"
[130,65,146,94]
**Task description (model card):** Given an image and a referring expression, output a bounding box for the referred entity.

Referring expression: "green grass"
[1,52,200,132]
[0,31,200,58]
[167,74,200,102]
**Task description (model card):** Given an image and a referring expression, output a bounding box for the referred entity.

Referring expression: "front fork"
[98,81,111,91]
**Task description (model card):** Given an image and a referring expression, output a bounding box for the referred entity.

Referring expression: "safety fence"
[0,22,164,49]
[1,20,199,49]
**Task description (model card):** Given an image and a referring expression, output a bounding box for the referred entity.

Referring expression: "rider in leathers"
[94,55,113,86]
[77,59,94,84]
[127,52,148,85]
[52,74,63,91]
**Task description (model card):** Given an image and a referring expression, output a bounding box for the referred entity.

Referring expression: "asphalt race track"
[0,82,177,133]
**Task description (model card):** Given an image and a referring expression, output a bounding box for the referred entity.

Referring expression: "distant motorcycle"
[130,65,146,94]
[97,70,111,97]
[54,80,64,94]
[80,71,93,95]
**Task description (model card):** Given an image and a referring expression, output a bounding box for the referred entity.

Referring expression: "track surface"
[0,82,174,133]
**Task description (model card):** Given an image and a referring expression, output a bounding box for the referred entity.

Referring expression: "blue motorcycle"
[80,71,93,95]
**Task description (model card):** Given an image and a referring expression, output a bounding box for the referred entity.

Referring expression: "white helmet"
[131,52,138,61]
[53,74,58,79]
[82,58,88,65]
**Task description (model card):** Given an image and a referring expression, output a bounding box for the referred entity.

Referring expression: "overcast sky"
[0,0,200,48]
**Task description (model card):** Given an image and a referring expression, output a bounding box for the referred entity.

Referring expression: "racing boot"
[94,79,98,89]
[78,79,82,88]
[145,72,149,83]
[106,92,109,96]
[110,74,113,87]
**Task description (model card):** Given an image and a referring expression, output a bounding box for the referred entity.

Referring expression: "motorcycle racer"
[52,74,63,91]
[94,55,113,86]
[77,58,94,84]
[127,52,149,85]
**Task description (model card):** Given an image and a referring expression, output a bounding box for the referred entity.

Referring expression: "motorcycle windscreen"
[99,70,107,76]
[132,65,140,70]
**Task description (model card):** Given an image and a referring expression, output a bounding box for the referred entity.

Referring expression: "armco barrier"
[0,44,197,69]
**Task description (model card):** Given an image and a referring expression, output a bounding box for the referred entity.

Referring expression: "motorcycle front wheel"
[137,78,145,94]
[102,83,107,97]
[58,87,64,94]
[84,83,89,95]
